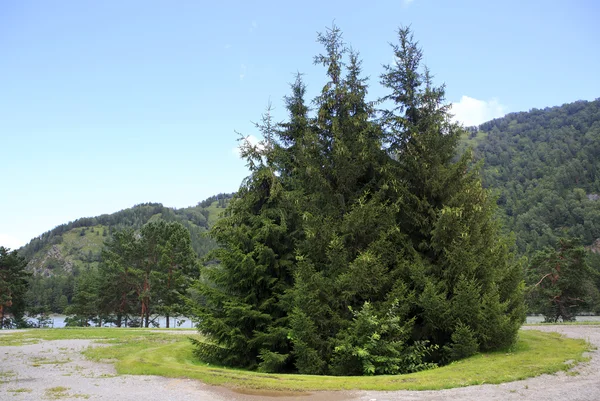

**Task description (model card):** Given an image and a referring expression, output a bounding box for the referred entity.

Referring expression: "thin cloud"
[250,20,258,33]
[239,63,247,81]
[451,95,507,127]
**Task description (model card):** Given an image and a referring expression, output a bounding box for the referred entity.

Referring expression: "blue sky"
[1,0,598,249]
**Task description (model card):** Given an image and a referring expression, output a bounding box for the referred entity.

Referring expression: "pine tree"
[98,221,197,328]
[99,229,140,327]
[154,221,197,328]
[528,238,598,322]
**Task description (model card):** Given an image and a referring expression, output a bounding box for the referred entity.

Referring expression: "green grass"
[8,388,33,393]
[205,201,228,226]
[0,328,591,391]
[0,370,17,385]
[44,386,70,399]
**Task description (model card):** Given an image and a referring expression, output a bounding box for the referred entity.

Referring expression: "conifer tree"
[379,27,525,355]
[191,25,525,375]
[98,221,196,327]
[528,238,598,322]
[190,108,300,370]
[99,229,139,327]
[0,247,29,328]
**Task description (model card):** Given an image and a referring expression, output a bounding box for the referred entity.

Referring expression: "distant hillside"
[463,99,600,254]
[19,194,233,313]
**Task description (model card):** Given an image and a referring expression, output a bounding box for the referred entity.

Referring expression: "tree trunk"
[0,304,4,329]
[166,314,170,329]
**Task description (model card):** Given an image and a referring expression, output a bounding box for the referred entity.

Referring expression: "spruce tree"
[190,108,300,370]
[379,27,525,355]
[191,25,525,375]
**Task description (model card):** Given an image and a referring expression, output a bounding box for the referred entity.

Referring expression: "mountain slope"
[466,99,600,254]
[19,194,233,313]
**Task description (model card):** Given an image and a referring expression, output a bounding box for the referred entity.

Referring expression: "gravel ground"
[0,325,598,401]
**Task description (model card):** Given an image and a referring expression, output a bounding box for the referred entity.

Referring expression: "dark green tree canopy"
[190,25,525,376]
[0,246,30,328]
[527,238,599,322]
[464,99,600,254]
[65,220,197,328]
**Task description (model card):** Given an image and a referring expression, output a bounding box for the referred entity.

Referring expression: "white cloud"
[403,0,415,5]
[239,63,247,81]
[0,233,26,250]
[232,135,263,157]
[451,96,507,127]
[224,44,232,49]
[250,20,258,32]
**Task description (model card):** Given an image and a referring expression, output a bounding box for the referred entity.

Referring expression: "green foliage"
[53,221,198,328]
[466,99,600,255]
[331,302,436,376]
[258,349,289,373]
[191,25,525,375]
[65,266,100,326]
[98,221,198,327]
[444,322,479,361]
[0,247,30,328]
[527,238,599,322]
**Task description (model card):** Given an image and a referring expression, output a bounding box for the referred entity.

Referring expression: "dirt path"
[0,326,598,401]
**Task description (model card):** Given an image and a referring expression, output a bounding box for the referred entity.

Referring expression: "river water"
[15,314,600,328]
[525,315,600,324]
[26,315,195,329]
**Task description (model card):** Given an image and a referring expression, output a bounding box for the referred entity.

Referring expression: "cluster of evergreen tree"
[65,220,197,327]
[190,26,525,376]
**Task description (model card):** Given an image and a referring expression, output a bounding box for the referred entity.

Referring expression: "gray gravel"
[0,325,598,401]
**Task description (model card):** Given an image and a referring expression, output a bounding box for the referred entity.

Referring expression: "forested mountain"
[19,194,232,313]
[11,99,600,321]
[463,99,600,255]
